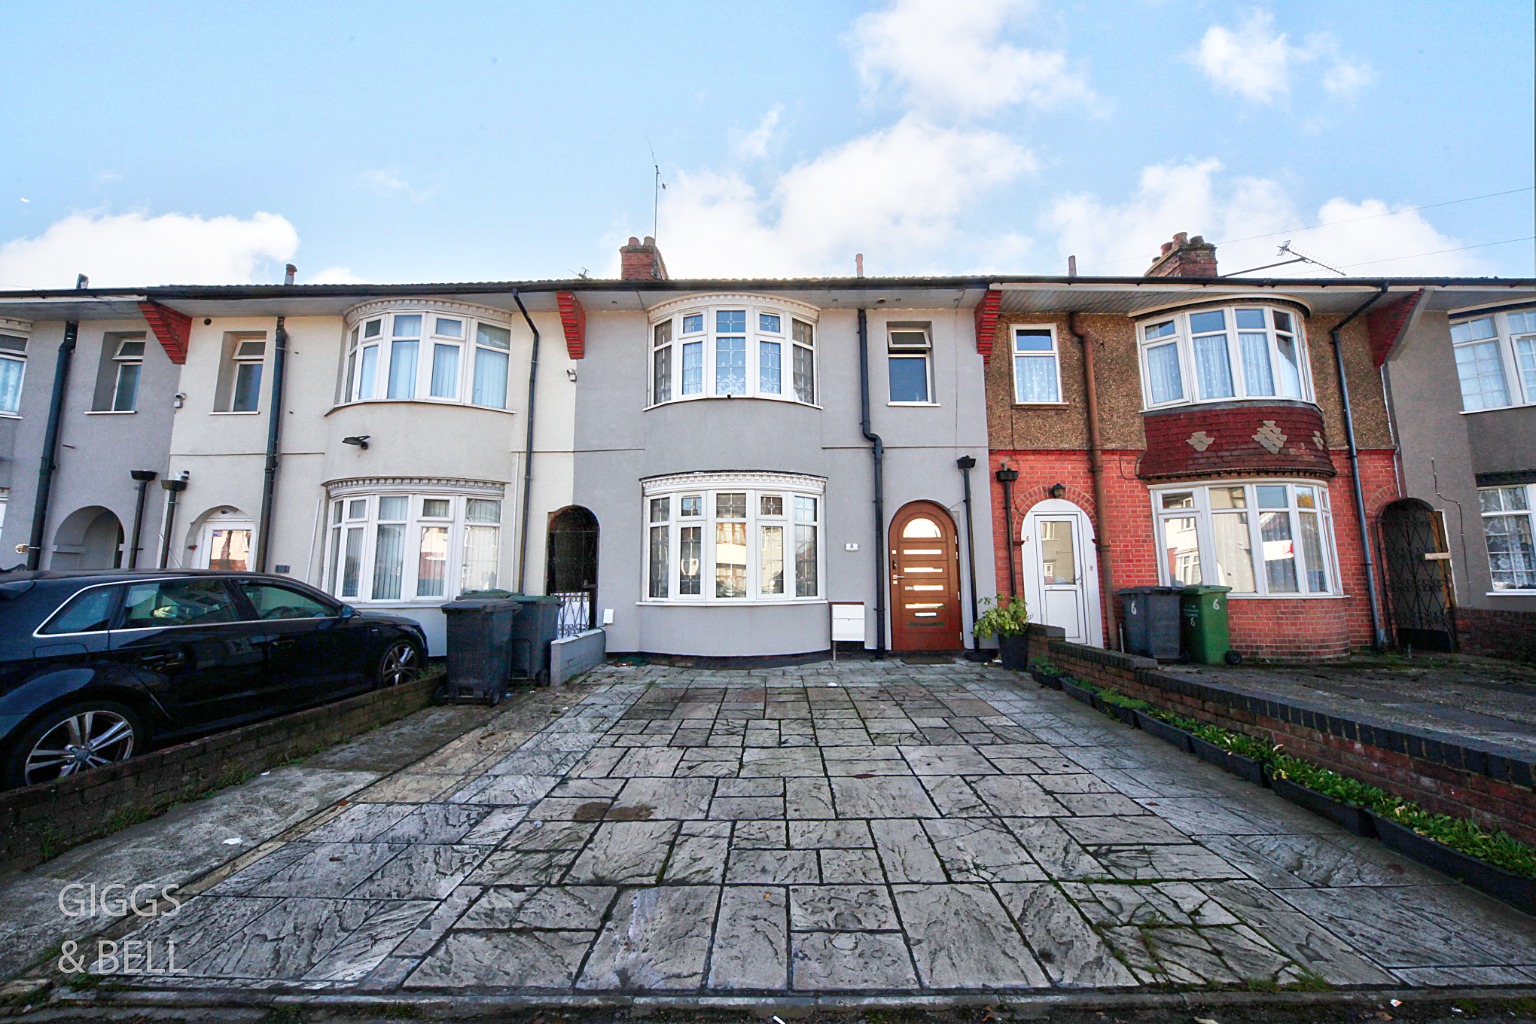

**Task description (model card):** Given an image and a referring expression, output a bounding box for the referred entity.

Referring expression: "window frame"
[1011,324,1062,405]
[1136,304,1313,411]
[1452,307,1536,414]
[341,302,517,412]
[646,295,820,409]
[0,322,30,417]
[1479,482,1536,593]
[641,472,825,605]
[325,485,505,605]
[886,325,934,406]
[1150,480,1341,598]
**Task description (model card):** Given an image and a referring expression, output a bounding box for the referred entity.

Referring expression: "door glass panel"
[207,528,251,571]
[902,517,941,538]
[1038,520,1076,584]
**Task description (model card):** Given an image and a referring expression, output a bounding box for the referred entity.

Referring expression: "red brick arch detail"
[557,291,586,360]
[138,301,190,365]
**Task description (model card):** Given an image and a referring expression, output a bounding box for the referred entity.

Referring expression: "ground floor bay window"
[1153,480,1339,596]
[643,472,823,604]
[327,483,504,604]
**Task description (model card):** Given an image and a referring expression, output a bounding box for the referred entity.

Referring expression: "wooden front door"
[889,501,963,651]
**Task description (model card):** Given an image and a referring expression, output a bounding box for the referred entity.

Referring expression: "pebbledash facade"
[979,233,1536,660]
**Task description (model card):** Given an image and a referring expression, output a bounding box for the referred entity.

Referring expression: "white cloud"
[1043,159,1486,277]
[1193,10,1296,104]
[650,115,1036,277]
[732,105,784,161]
[358,168,437,203]
[1194,11,1373,107]
[849,0,1097,118]
[305,265,366,285]
[0,210,300,289]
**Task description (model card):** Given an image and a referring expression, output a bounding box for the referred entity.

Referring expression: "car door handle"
[137,652,187,671]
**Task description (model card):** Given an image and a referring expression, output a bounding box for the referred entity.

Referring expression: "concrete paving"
[29,661,1536,1001]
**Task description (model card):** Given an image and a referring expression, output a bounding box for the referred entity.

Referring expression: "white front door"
[200,514,254,571]
[1020,500,1102,647]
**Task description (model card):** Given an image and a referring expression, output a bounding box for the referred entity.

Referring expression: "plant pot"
[1032,670,1064,690]
[998,636,1030,672]
[1269,776,1375,837]
[1372,815,1536,916]
[1105,703,1139,727]
[1189,735,1266,786]
[1061,679,1096,706]
[1134,711,1194,752]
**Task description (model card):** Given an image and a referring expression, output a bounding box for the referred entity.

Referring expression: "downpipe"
[255,263,295,572]
[26,274,88,569]
[857,308,887,657]
[1069,312,1119,649]
[513,291,540,593]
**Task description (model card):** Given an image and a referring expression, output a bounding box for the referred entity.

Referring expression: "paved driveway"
[95,661,1536,999]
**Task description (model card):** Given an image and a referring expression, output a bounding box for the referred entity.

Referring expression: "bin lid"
[1180,585,1232,594]
[460,589,518,599]
[442,596,523,612]
[1115,587,1157,596]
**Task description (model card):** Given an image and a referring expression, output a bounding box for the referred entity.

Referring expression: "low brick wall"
[1457,607,1536,665]
[0,676,440,873]
[1025,626,1536,845]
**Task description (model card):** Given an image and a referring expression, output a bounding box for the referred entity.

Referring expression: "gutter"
[254,264,295,572]
[512,291,540,593]
[1330,284,1391,651]
[1069,312,1118,650]
[25,274,88,569]
[857,308,887,657]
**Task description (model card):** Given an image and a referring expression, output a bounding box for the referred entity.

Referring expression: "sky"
[1,1,1532,289]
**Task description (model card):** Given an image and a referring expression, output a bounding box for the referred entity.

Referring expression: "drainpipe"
[857,307,887,657]
[255,263,296,572]
[127,470,158,568]
[1330,285,1390,652]
[26,274,89,569]
[159,475,187,568]
[995,465,1019,597]
[513,291,540,593]
[957,456,981,655]
[1069,312,1119,650]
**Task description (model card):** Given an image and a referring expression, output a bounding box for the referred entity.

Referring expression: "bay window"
[328,487,503,603]
[1480,484,1536,591]
[647,296,818,407]
[643,473,823,603]
[1452,309,1536,412]
[1153,481,1338,596]
[1138,305,1310,409]
[343,303,514,411]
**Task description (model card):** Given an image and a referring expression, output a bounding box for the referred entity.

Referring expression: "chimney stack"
[620,236,669,281]
[1145,231,1218,278]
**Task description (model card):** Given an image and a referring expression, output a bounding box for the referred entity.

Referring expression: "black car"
[0,570,427,789]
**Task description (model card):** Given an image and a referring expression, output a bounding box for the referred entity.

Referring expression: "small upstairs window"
[0,330,27,415]
[1012,326,1060,404]
[215,333,266,413]
[90,333,145,412]
[887,325,932,404]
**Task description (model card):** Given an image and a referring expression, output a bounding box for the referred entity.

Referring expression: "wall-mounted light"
[342,435,370,450]
[566,368,578,382]
[1049,482,1066,500]
[173,393,185,409]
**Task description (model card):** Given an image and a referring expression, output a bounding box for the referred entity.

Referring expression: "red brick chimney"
[1145,231,1218,278]
[620,236,668,281]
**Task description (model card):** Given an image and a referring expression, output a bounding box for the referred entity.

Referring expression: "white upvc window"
[1452,309,1536,413]
[1479,484,1536,592]
[108,337,145,412]
[1152,481,1339,597]
[647,296,819,408]
[643,473,824,604]
[0,328,29,415]
[1138,305,1310,410]
[328,489,503,603]
[1012,325,1061,404]
[887,326,933,404]
[343,305,513,411]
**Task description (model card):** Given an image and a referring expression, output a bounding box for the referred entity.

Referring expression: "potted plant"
[1369,804,1536,915]
[973,596,1030,671]
[1095,687,1150,728]
[1060,676,1099,707]
[1266,756,1376,837]
[1028,656,1064,689]
[1132,706,1197,753]
[1188,724,1273,786]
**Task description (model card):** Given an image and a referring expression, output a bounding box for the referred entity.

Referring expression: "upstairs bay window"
[329,488,502,603]
[1139,305,1310,410]
[342,305,513,411]
[648,297,818,407]
[1154,481,1338,596]
[644,473,823,603]
[1452,309,1536,412]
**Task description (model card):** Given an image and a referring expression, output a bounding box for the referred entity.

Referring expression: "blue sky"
[1,1,1532,288]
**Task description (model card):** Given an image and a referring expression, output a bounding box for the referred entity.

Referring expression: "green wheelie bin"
[1180,585,1236,665]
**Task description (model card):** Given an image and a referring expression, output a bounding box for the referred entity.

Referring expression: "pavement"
[11,659,1536,1009]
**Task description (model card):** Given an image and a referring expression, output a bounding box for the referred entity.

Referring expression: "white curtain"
[1014,355,1059,402]
[1146,343,1183,404]
[1239,332,1273,396]
[1193,335,1234,399]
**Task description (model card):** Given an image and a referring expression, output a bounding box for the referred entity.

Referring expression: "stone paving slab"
[39,660,1536,999]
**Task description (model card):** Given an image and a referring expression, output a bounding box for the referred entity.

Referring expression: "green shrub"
[974,596,1030,639]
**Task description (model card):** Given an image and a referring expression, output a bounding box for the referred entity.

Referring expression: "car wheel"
[5,701,144,789]
[376,640,422,688]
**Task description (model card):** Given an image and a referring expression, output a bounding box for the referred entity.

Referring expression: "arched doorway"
[546,505,599,636]
[888,501,963,651]
[1380,498,1456,651]
[192,507,255,571]
[1020,499,1103,647]
[50,506,124,569]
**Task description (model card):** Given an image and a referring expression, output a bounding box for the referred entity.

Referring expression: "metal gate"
[546,506,598,638]
[1379,498,1456,651]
